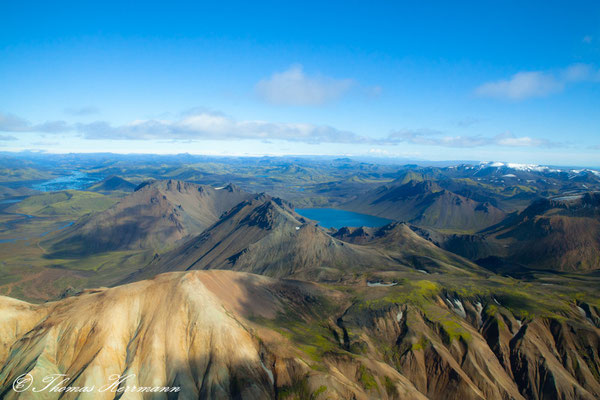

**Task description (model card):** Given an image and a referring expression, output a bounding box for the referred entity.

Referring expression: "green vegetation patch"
[0,167,53,182]
[278,379,327,400]
[358,365,379,392]
[11,190,117,217]
[411,335,430,351]
[360,279,441,309]
[249,298,342,366]
[383,376,398,397]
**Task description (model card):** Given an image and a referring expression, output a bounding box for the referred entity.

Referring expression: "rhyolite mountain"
[44,180,253,256]
[416,192,600,272]
[486,192,600,272]
[1,269,599,399]
[341,180,506,232]
[331,222,484,275]
[125,194,484,283]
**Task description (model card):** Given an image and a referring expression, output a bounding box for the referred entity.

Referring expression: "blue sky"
[1,1,599,166]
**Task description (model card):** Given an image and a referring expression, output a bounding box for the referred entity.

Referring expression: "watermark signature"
[12,373,180,394]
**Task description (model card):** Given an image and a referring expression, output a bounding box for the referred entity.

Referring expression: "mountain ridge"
[43,179,254,257]
[342,179,506,232]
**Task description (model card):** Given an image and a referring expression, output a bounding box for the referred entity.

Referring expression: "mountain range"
[126,192,482,283]
[419,192,600,273]
[341,179,506,232]
[44,180,253,257]
[1,155,599,399]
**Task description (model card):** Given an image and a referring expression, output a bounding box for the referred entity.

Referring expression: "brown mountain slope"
[126,194,400,282]
[88,175,136,192]
[43,180,253,256]
[421,193,600,272]
[495,193,600,271]
[1,270,599,399]
[332,222,484,275]
[337,290,600,400]
[126,195,484,283]
[342,180,506,232]
[0,270,427,400]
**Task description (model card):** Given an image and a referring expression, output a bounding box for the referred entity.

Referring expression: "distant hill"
[88,175,136,192]
[332,222,484,274]
[44,180,253,256]
[7,190,116,217]
[492,192,600,271]
[419,192,600,272]
[0,167,53,182]
[342,180,506,232]
[0,185,39,199]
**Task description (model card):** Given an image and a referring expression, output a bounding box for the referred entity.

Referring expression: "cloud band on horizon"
[475,63,600,100]
[0,110,571,149]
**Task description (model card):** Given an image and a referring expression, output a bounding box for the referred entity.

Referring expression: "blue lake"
[295,208,393,229]
[32,171,103,192]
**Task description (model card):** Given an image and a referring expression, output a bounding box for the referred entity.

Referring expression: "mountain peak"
[89,175,136,192]
[44,180,254,256]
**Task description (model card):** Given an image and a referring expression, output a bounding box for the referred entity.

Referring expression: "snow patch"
[367,281,398,287]
[445,297,466,318]
[577,306,595,325]
[475,301,483,316]
[478,161,562,173]
[396,311,403,322]
[260,359,274,384]
[417,269,429,274]
[553,194,583,201]
[452,299,467,319]
[475,301,483,326]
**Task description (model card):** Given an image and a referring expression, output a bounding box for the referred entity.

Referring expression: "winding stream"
[0,199,74,244]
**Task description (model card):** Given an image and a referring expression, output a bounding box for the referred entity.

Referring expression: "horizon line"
[2,149,599,170]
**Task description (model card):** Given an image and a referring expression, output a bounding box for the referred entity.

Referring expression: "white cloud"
[255,64,354,106]
[385,130,561,148]
[0,112,70,133]
[475,64,600,100]
[366,85,383,97]
[76,110,366,144]
[563,63,600,82]
[64,106,99,116]
[367,148,393,155]
[475,71,562,100]
[493,132,549,147]
[0,112,32,132]
[456,117,481,128]
[0,110,564,150]
[386,129,491,147]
